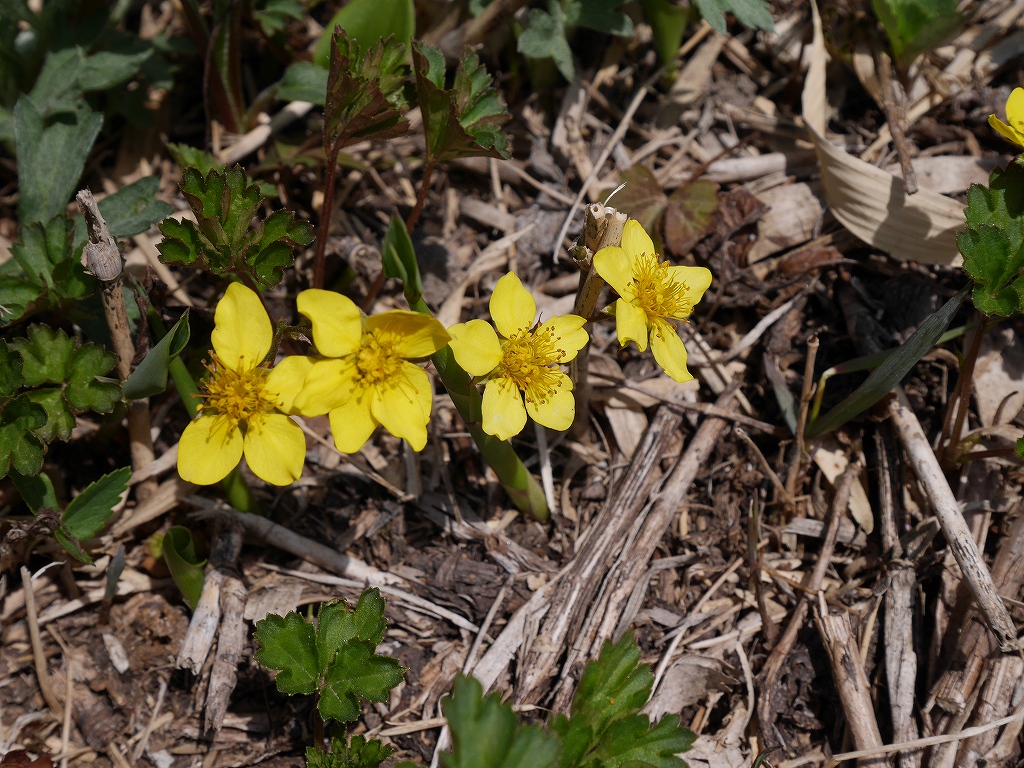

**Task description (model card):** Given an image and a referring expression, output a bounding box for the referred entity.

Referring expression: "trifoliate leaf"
[319,640,406,723]
[254,611,321,695]
[413,43,511,164]
[325,29,409,154]
[588,713,694,768]
[958,225,1024,316]
[0,395,47,478]
[157,166,314,289]
[441,674,561,768]
[306,735,394,768]
[518,2,576,82]
[692,0,774,35]
[13,324,74,385]
[316,589,388,672]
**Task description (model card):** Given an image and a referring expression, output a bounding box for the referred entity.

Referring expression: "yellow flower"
[593,219,711,383]
[447,272,589,441]
[292,290,450,453]
[990,88,1024,148]
[178,284,311,486]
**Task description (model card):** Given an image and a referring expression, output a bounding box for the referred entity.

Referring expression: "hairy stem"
[313,150,341,290]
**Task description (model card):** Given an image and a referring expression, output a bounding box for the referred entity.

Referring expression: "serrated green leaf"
[571,635,654,738]
[441,674,560,768]
[319,641,406,723]
[123,311,190,400]
[872,0,960,64]
[63,466,130,541]
[24,388,76,442]
[14,96,104,225]
[156,217,206,267]
[0,341,24,398]
[279,61,329,106]
[65,343,119,413]
[167,143,223,176]
[807,285,969,438]
[324,29,409,153]
[13,325,74,385]
[161,526,206,611]
[413,43,511,165]
[588,714,694,768]
[692,0,773,34]
[247,210,314,287]
[381,214,423,306]
[316,588,388,673]
[0,278,44,327]
[663,179,719,257]
[518,2,575,82]
[313,0,415,67]
[306,735,394,768]
[254,611,320,694]
[0,395,47,478]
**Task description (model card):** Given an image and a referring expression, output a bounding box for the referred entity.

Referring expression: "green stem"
[410,298,549,522]
[150,309,261,514]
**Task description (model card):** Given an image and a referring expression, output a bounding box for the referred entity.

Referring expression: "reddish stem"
[405,160,435,232]
[312,150,340,290]
[944,315,986,464]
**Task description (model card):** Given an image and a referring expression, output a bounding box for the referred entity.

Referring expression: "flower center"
[498,325,568,406]
[354,329,402,389]
[629,252,692,320]
[201,353,278,431]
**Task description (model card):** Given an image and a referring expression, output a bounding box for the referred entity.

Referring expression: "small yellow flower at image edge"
[292,290,451,454]
[447,272,590,441]
[177,283,312,487]
[989,87,1024,149]
[593,219,712,384]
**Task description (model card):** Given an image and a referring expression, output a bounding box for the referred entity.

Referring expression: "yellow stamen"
[629,253,693,320]
[353,328,403,389]
[200,352,278,431]
[497,324,568,407]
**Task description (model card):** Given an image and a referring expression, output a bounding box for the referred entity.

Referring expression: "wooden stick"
[889,390,1018,651]
[21,566,63,718]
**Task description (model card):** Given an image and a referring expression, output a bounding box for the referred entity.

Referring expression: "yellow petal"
[178,413,243,485]
[667,265,713,318]
[212,283,272,372]
[293,358,358,416]
[371,363,433,451]
[266,356,316,414]
[367,310,451,358]
[650,319,693,383]
[1006,87,1024,135]
[489,272,536,338]
[621,219,656,260]
[329,391,377,454]
[243,413,306,486]
[526,371,574,432]
[615,299,650,351]
[297,289,364,358]
[448,319,503,376]
[538,315,589,363]
[593,246,634,297]
[989,114,1024,147]
[481,376,527,441]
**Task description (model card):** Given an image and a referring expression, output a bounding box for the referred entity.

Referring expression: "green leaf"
[10,469,58,514]
[65,342,120,413]
[441,675,560,768]
[157,166,313,289]
[0,395,47,478]
[14,96,104,225]
[306,736,394,768]
[518,2,575,82]
[167,143,223,176]
[13,325,74,385]
[662,179,719,257]
[319,641,406,723]
[123,311,190,400]
[316,588,388,672]
[692,0,773,34]
[11,217,74,290]
[588,714,694,768]
[279,61,329,106]
[413,43,511,164]
[24,388,76,442]
[96,176,173,238]
[381,214,423,307]
[571,635,654,738]
[640,0,690,65]
[253,611,321,695]
[324,29,409,154]
[0,278,44,328]
[161,526,206,610]
[807,285,969,439]
[313,0,415,67]
[872,0,960,64]
[573,0,635,36]
[0,341,25,399]
[254,0,305,37]
[959,226,1024,315]
[62,466,130,541]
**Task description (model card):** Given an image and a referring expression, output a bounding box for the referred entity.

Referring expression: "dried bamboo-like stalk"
[204,567,247,734]
[813,592,886,768]
[889,391,1017,651]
